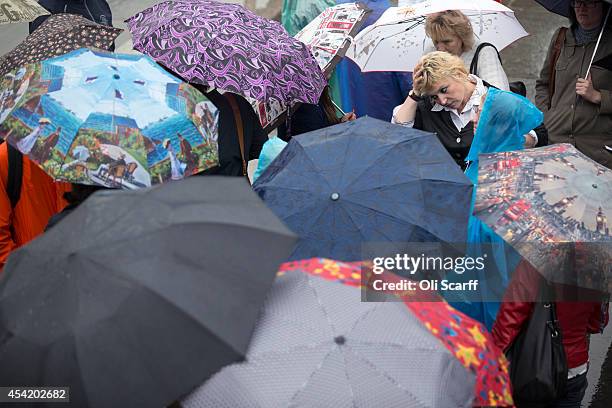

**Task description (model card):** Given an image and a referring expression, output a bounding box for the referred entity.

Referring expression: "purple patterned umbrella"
[126,0,327,131]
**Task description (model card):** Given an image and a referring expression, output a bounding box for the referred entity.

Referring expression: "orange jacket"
[0,143,69,272]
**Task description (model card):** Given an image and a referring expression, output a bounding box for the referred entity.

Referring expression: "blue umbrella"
[535,0,571,16]
[253,116,473,261]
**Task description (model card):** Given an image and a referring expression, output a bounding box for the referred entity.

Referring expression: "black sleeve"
[413,102,425,130]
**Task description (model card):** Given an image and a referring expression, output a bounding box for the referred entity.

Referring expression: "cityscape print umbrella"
[295,2,370,76]
[253,117,473,261]
[346,0,528,72]
[0,0,49,25]
[0,176,298,408]
[0,48,219,189]
[126,0,327,132]
[182,258,513,408]
[0,13,122,76]
[473,144,612,293]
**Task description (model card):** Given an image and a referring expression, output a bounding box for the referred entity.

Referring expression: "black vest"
[413,81,494,170]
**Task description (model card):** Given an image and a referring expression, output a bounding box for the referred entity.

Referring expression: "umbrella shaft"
[331,100,346,116]
[584,7,612,78]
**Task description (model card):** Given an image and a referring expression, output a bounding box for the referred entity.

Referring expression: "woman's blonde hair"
[425,10,475,53]
[413,51,469,96]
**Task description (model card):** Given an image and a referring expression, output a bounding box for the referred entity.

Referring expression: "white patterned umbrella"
[346,0,527,72]
[295,2,370,75]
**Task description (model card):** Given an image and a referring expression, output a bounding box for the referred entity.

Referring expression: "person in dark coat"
[30,0,114,48]
[277,86,356,142]
[45,184,109,230]
[192,86,267,178]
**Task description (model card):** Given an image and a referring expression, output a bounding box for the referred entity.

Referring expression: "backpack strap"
[548,27,568,108]
[470,42,502,76]
[225,93,248,178]
[6,143,23,209]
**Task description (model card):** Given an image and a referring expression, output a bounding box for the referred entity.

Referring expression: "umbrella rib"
[346,344,448,406]
[339,198,445,242]
[64,218,292,258]
[342,134,410,193]
[74,253,247,358]
[354,180,470,220]
[285,346,338,406]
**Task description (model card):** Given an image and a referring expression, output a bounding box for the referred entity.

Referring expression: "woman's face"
[573,0,604,30]
[432,31,464,56]
[427,77,470,111]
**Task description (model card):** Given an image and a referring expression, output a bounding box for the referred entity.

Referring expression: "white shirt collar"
[430,75,487,132]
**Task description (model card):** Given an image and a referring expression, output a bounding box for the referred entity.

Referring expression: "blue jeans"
[550,373,588,408]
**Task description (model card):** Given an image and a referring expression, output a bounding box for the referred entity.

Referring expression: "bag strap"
[470,42,502,76]
[548,27,568,107]
[225,93,248,178]
[542,280,562,337]
[6,143,23,209]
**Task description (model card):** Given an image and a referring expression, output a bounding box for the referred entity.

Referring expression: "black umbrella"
[0,176,297,408]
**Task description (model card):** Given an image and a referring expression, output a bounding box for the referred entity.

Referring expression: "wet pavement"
[0,0,610,406]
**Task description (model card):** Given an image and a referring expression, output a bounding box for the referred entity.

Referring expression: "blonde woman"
[425,10,509,91]
[392,52,535,169]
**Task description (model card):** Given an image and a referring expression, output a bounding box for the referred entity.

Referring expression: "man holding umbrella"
[536,0,612,169]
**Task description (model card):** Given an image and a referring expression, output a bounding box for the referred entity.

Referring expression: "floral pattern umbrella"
[0,0,49,25]
[0,48,219,189]
[125,0,327,132]
[0,13,122,76]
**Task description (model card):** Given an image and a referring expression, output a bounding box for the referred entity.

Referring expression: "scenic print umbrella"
[0,0,49,25]
[182,258,513,408]
[253,117,473,261]
[474,144,612,293]
[347,0,528,72]
[295,2,370,75]
[0,13,122,76]
[126,0,327,132]
[0,48,219,188]
[0,177,297,408]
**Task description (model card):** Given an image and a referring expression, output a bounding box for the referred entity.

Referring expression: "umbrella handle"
[584,7,612,78]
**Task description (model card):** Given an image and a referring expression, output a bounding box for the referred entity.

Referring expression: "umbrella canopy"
[346,0,528,72]
[473,144,612,294]
[0,176,297,408]
[0,48,219,188]
[0,0,49,25]
[534,0,571,16]
[253,116,473,261]
[295,2,371,76]
[126,0,327,132]
[0,13,122,76]
[182,258,513,408]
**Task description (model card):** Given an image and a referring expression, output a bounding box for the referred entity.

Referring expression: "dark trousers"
[29,0,113,32]
[550,373,588,408]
